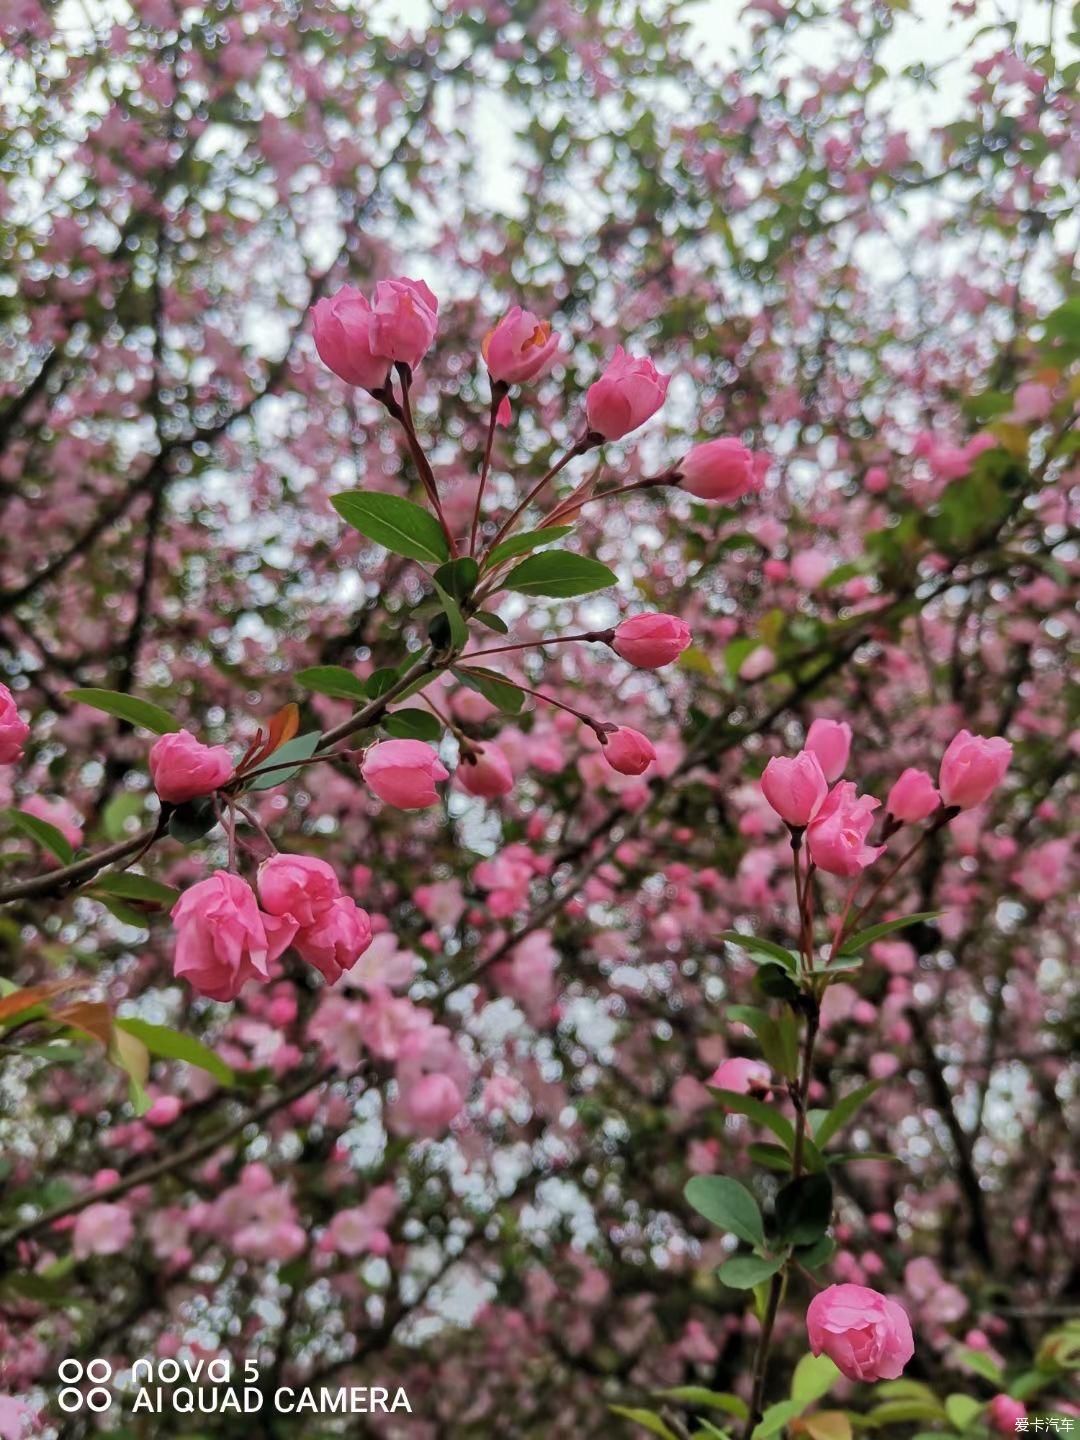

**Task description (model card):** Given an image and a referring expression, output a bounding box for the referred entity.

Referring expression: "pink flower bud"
[805,718,852,784]
[612,613,692,668]
[457,744,515,799]
[258,853,341,927]
[938,729,1012,809]
[482,306,561,385]
[171,873,295,1002]
[311,285,391,391]
[679,437,756,502]
[987,1397,1027,1435]
[603,727,656,776]
[0,682,30,764]
[370,275,439,370]
[708,1057,771,1095]
[585,346,670,440]
[886,768,940,824]
[806,782,885,877]
[807,1284,914,1382]
[760,751,828,828]
[361,739,449,809]
[144,1095,182,1128]
[149,729,233,804]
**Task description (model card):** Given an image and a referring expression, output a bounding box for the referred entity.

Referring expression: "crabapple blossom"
[148,729,233,804]
[886,768,941,824]
[938,730,1013,809]
[805,718,852,784]
[482,307,561,385]
[456,743,515,798]
[760,751,828,828]
[603,726,656,775]
[0,683,29,764]
[611,613,692,668]
[806,1284,914,1381]
[171,874,294,1002]
[678,438,756,502]
[361,739,450,809]
[585,347,669,439]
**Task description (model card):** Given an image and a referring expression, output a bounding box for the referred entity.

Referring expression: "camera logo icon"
[58,1359,113,1413]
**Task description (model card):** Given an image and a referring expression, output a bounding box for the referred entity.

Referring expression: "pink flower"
[603,727,656,776]
[171,873,295,1002]
[806,1284,914,1382]
[457,744,515,799]
[143,1094,182,1127]
[585,346,670,440]
[0,683,29,764]
[370,275,439,370]
[805,718,852,784]
[807,782,885,877]
[987,1397,1027,1435]
[311,285,391,391]
[708,1057,771,1095]
[398,1072,463,1138]
[361,739,449,809]
[483,306,561,384]
[679,438,756,502]
[760,751,828,828]
[886,768,940,824]
[293,895,373,984]
[149,729,233,804]
[612,613,692,668]
[938,730,1012,809]
[258,853,341,927]
[321,1185,398,1257]
[72,1201,134,1260]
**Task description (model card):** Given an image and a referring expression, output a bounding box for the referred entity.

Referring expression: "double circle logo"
[58,1358,113,1412]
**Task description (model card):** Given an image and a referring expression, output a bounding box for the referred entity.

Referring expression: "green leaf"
[795,1235,837,1269]
[383,708,442,741]
[717,1253,784,1289]
[707,1089,796,1150]
[430,578,469,649]
[748,1143,794,1173]
[5,808,74,865]
[944,1395,982,1432]
[453,666,525,715]
[692,1422,732,1440]
[294,666,369,701]
[813,1081,883,1149]
[791,1353,840,1408]
[332,491,450,564]
[503,551,617,597]
[774,1172,833,1245]
[654,1390,747,1420]
[90,873,179,908]
[433,556,480,601]
[864,1400,947,1426]
[718,931,799,973]
[244,732,322,792]
[167,798,217,844]
[474,609,509,634]
[486,525,574,567]
[754,1399,805,1439]
[684,1176,765,1248]
[949,1347,1003,1385]
[66,688,180,735]
[101,791,146,842]
[839,912,941,957]
[114,1019,235,1086]
[610,1407,681,1440]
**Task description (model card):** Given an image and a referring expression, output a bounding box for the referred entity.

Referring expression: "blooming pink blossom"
[886,768,940,823]
[361,739,449,809]
[612,613,692,668]
[806,782,885,877]
[72,1201,134,1260]
[679,437,756,502]
[760,751,828,828]
[585,346,669,439]
[0,683,29,764]
[987,1397,1027,1435]
[806,1283,914,1381]
[805,718,852,784]
[311,285,391,391]
[171,873,294,1002]
[370,275,439,370]
[938,730,1012,809]
[457,744,515,799]
[258,853,341,928]
[603,727,656,776]
[483,307,561,384]
[149,729,233,804]
[294,895,373,984]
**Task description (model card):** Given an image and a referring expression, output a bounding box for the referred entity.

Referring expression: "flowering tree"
[0,1,1077,1438]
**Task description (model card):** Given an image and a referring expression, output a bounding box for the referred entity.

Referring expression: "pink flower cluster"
[761,723,1012,876]
[311,276,439,392]
[171,857,371,1001]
